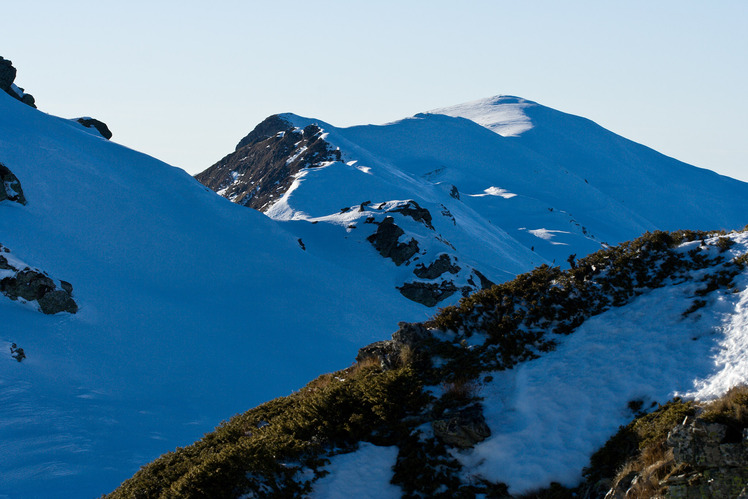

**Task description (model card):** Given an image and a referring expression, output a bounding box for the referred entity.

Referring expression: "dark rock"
[391,322,429,346]
[60,280,73,294]
[367,216,419,265]
[390,200,434,229]
[0,56,35,108]
[449,185,460,200]
[76,117,113,140]
[473,269,495,290]
[235,115,294,150]
[38,289,78,314]
[356,340,403,370]
[21,93,36,108]
[0,162,26,205]
[0,260,78,314]
[414,254,460,279]
[432,404,491,448]
[1,269,55,301]
[0,57,17,93]
[356,322,431,370]
[197,116,342,211]
[0,254,12,270]
[398,280,458,307]
[10,342,25,362]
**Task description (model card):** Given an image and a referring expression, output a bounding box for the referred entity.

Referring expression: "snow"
[429,95,535,137]
[457,234,748,494]
[2,84,748,497]
[261,101,748,300]
[309,443,402,499]
[0,91,427,498]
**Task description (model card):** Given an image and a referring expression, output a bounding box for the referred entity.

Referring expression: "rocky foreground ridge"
[108,229,748,498]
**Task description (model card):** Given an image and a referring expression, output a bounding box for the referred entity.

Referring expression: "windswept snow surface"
[258,97,748,292]
[457,233,748,494]
[0,92,426,497]
[309,444,402,499]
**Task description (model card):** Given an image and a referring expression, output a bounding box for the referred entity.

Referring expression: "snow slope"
[203,95,748,313]
[457,232,748,493]
[0,92,427,497]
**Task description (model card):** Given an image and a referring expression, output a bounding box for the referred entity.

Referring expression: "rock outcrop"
[414,254,460,279]
[0,244,78,314]
[367,216,419,265]
[356,322,429,370]
[662,417,748,498]
[0,162,26,205]
[0,56,36,108]
[432,403,492,448]
[398,280,458,307]
[195,115,342,211]
[76,117,113,140]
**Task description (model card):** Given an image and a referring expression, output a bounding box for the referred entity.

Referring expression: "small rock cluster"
[0,162,26,205]
[0,56,36,108]
[0,244,78,314]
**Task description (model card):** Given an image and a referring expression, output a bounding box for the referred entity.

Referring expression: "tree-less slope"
[0,89,426,497]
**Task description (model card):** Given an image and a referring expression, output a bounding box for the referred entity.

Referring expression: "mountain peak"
[428,94,537,137]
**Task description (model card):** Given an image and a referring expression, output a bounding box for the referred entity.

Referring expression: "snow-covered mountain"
[0,77,429,498]
[2,59,747,499]
[196,95,748,310]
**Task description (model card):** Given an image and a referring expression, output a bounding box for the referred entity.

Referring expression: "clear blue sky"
[4,1,748,181]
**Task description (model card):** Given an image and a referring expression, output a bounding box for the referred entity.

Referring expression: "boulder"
[414,254,460,279]
[390,200,434,229]
[0,56,35,108]
[367,216,419,265]
[432,404,491,448]
[0,162,26,205]
[0,57,16,93]
[1,269,55,301]
[38,289,78,315]
[76,117,113,140]
[398,280,458,307]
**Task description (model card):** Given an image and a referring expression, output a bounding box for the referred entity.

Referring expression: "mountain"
[196,96,748,310]
[108,229,748,497]
[2,58,747,499]
[0,68,427,498]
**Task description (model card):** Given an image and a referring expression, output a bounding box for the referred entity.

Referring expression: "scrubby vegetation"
[108,229,748,498]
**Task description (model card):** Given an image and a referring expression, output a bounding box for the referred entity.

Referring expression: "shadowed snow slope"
[0,92,425,497]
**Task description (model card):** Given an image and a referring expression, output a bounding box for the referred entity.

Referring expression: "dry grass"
[700,384,748,426]
[441,377,479,402]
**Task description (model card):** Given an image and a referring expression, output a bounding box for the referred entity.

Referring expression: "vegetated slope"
[109,228,748,498]
[0,87,429,497]
[196,96,748,310]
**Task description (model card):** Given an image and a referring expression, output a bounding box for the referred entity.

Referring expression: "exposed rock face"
[0,56,36,108]
[195,115,342,211]
[0,162,26,205]
[398,280,458,307]
[0,244,78,314]
[356,322,429,369]
[605,416,748,499]
[366,216,419,265]
[76,117,113,140]
[661,418,748,498]
[389,200,434,229]
[432,404,491,448]
[414,254,460,279]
